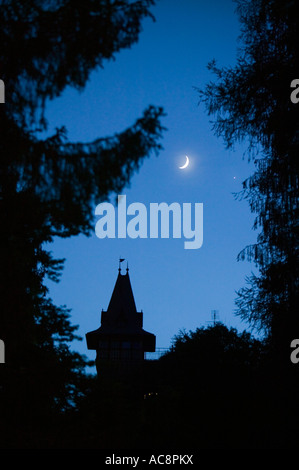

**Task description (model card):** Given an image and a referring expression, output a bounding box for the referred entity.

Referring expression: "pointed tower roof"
[86,264,156,352]
[106,269,137,320]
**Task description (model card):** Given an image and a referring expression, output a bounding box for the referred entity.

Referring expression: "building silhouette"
[86,262,156,377]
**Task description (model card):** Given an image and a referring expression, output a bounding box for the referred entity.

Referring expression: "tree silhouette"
[136,324,281,449]
[49,323,298,449]
[0,0,165,446]
[197,0,298,363]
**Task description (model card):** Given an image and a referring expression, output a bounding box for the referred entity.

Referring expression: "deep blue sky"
[43,0,258,364]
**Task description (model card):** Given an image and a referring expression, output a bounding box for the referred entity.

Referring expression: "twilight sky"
[43,0,259,364]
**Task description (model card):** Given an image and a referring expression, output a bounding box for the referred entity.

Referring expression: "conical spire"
[105,269,138,326]
[86,262,156,354]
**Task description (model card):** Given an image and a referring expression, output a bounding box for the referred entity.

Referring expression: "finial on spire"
[119,257,125,273]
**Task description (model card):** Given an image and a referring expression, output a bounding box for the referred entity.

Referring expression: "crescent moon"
[179,155,189,169]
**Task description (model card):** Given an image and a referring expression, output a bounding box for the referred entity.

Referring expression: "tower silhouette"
[86,262,156,377]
